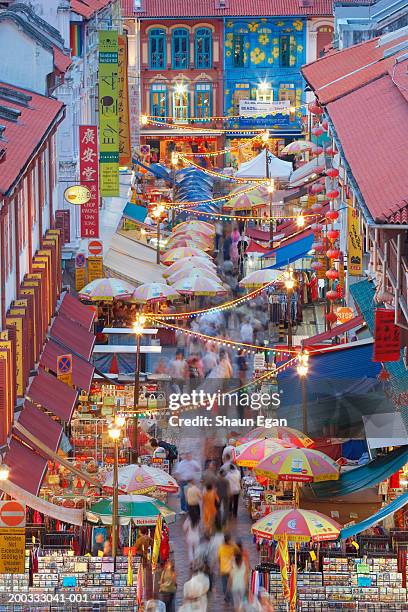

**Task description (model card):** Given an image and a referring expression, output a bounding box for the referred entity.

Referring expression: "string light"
[179,155,270,182]
[146,118,266,134]
[296,214,306,228]
[163,202,320,223]
[181,138,258,158]
[266,179,275,194]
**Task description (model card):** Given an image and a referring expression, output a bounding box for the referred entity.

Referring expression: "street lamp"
[152,203,165,264]
[109,424,122,557]
[296,214,305,228]
[132,314,146,460]
[0,465,9,480]
[297,351,310,434]
[284,267,295,349]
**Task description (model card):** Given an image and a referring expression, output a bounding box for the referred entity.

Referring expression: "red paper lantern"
[326,210,339,221]
[326,290,338,301]
[321,119,328,130]
[312,241,324,252]
[308,101,323,115]
[326,311,338,324]
[326,168,339,178]
[325,146,336,156]
[326,248,341,259]
[311,260,323,270]
[309,183,324,195]
[326,189,340,200]
[312,126,324,137]
[327,229,339,241]
[326,268,339,280]
[311,145,324,155]
[311,223,323,231]
[311,202,323,212]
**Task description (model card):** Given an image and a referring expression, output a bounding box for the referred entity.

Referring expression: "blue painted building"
[223,17,307,137]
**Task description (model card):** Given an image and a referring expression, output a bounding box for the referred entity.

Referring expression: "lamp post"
[132,314,146,460]
[284,267,295,349]
[170,151,178,228]
[266,179,275,248]
[152,203,165,264]
[109,424,121,557]
[297,350,310,434]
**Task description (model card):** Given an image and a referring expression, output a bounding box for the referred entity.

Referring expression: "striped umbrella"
[163,257,217,278]
[167,267,222,286]
[88,494,176,526]
[252,508,341,542]
[79,278,134,301]
[236,426,314,449]
[174,220,215,235]
[131,282,180,304]
[166,238,213,252]
[236,439,294,468]
[224,188,265,211]
[281,140,314,155]
[239,268,282,288]
[171,274,228,296]
[103,464,179,495]
[254,448,340,483]
[161,247,211,265]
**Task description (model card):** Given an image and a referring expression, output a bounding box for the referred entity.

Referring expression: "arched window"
[150,83,168,120]
[149,29,166,69]
[195,28,212,69]
[173,82,189,122]
[172,28,189,69]
[233,26,249,67]
[195,82,212,119]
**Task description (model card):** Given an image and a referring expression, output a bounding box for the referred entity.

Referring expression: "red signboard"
[79,126,99,238]
[373,308,401,362]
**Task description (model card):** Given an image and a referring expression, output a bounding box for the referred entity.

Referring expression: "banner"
[275,533,290,600]
[347,207,363,276]
[151,514,162,573]
[118,35,131,166]
[289,560,297,612]
[99,30,119,196]
[79,125,99,237]
[239,99,290,116]
[373,308,400,362]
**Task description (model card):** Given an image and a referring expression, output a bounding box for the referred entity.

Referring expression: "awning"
[340,489,408,539]
[59,292,95,331]
[236,148,292,180]
[123,202,149,224]
[104,232,165,286]
[265,232,314,268]
[311,445,408,499]
[246,240,271,255]
[26,369,78,422]
[0,479,83,525]
[40,339,95,392]
[50,313,95,360]
[246,227,270,242]
[362,412,408,450]
[16,402,62,453]
[304,315,365,345]
[289,154,326,187]
[3,438,47,496]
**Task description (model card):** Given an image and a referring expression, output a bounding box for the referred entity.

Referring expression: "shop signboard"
[0,344,13,446]
[5,316,23,396]
[0,527,25,574]
[98,31,119,196]
[347,207,363,276]
[64,185,92,205]
[79,125,100,237]
[373,308,400,362]
[254,352,266,371]
[87,256,103,282]
[118,35,131,166]
[75,268,86,291]
[239,99,290,127]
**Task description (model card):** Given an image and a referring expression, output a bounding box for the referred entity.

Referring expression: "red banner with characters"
[374,308,401,362]
[79,126,99,238]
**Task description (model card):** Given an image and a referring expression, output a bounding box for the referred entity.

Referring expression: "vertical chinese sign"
[118,35,131,166]
[79,125,99,238]
[347,207,363,276]
[99,31,119,196]
[373,308,401,362]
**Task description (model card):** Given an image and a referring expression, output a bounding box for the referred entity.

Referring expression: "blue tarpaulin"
[122,202,147,224]
[132,158,174,182]
[311,445,408,499]
[264,234,314,268]
[340,489,408,539]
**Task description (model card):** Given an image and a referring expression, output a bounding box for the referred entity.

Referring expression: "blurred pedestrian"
[169,349,188,394]
[226,464,241,518]
[202,483,219,536]
[228,552,248,611]
[215,470,230,527]
[186,480,202,525]
[218,533,239,603]
[202,344,218,377]
[183,515,200,564]
[159,560,177,612]
[203,460,218,487]
[240,317,254,344]
[174,452,201,514]
[179,567,210,611]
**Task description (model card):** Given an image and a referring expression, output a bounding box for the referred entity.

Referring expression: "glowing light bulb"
[296,215,305,228]
[140,114,148,126]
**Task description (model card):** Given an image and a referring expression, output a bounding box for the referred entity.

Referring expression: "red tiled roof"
[302,34,408,105]
[0,82,64,196]
[121,0,335,17]
[52,45,72,73]
[327,73,408,222]
[71,0,112,19]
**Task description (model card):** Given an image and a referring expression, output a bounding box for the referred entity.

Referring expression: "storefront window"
[195,28,212,68]
[195,83,212,120]
[256,83,273,103]
[232,84,250,114]
[233,32,248,67]
[173,85,189,122]
[280,34,296,68]
[172,28,189,69]
[278,83,296,105]
[149,29,166,69]
[150,84,167,120]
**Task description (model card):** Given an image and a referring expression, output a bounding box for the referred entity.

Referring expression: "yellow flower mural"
[268,57,274,64]
[225,40,232,48]
[250,47,265,65]
[226,32,233,40]
[293,20,303,31]
[289,54,296,66]
[272,47,279,58]
[297,44,303,53]
[227,21,233,28]
[245,42,250,49]
[272,37,279,45]
[225,89,230,95]
[248,22,259,32]
[226,50,231,57]
[276,21,285,27]
[258,34,270,45]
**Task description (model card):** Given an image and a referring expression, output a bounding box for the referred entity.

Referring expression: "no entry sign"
[88,240,103,256]
[0,501,26,528]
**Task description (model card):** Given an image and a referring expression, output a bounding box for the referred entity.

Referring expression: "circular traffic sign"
[0,501,26,527]
[64,185,92,205]
[88,240,103,256]
[75,253,86,268]
[58,355,72,374]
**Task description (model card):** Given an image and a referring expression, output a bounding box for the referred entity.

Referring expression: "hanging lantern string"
[144,103,307,123]
[168,183,266,208]
[164,202,320,222]
[181,137,258,158]
[178,154,267,182]
[146,118,266,134]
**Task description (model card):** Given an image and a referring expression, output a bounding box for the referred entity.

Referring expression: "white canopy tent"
[236,148,292,181]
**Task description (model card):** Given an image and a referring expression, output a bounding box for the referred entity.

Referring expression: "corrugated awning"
[123,202,149,224]
[304,315,365,345]
[246,239,271,254]
[26,369,78,422]
[3,438,47,496]
[246,227,269,242]
[59,293,95,331]
[40,339,95,392]
[17,402,62,453]
[50,313,95,360]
